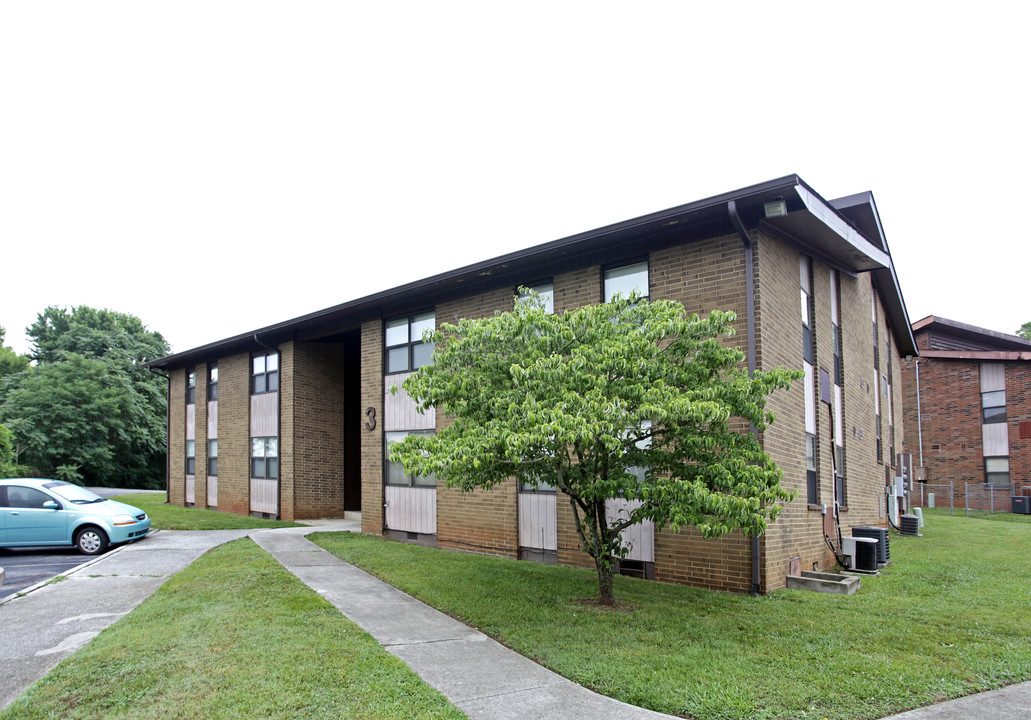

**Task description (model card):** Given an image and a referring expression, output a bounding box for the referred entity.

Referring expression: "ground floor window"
[208,439,218,476]
[385,431,435,486]
[805,433,818,504]
[985,456,1010,487]
[251,437,279,479]
[186,440,196,475]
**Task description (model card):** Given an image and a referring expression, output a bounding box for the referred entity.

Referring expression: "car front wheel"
[75,526,109,555]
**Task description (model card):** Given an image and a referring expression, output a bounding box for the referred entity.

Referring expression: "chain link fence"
[915,481,1031,517]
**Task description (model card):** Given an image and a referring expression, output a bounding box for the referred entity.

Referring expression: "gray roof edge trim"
[793,185,891,268]
[913,315,1031,347]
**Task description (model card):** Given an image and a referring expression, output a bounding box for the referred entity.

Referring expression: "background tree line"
[0,308,169,488]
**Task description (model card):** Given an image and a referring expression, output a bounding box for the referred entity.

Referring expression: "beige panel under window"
[384,373,435,432]
[982,423,1009,457]
[207,400,218,438]
[186,404,196,441]
[980,363,1005,393]
[250,392,278,437]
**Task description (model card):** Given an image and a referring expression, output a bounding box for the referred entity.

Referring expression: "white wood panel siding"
[834,385,844,447]
[804,362,816,434]
[518,493,557,550]
[185,475,195,504]
[207,477,218,507]
[250,478,278,514]
[385,486,437,534]
[186,404,196,441]
[250,392,278,437]
[207,401,218,438]
[981,363,1005,392]
[983,423,1009,457]
[605,498,655,562]
[384,374,435,432]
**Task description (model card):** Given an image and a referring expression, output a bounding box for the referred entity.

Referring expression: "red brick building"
[900,316,1031,507]
[148,175,916,593]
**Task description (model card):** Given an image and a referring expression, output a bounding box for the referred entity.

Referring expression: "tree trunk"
[596,559,615,605]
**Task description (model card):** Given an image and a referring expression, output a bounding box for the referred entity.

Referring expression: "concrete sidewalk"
[250,525,677,720]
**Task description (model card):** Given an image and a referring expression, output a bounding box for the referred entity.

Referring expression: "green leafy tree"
[1018,322,1031,340]
[0,325,31,393]
[0,423,17,478]
[391,292,800,603]
[1,307,169,488]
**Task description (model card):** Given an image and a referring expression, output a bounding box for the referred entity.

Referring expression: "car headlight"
[112,514,137,526]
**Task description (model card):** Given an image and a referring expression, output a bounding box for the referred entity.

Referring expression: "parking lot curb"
[0,530,160,607]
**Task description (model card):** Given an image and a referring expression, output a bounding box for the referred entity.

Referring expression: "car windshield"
[44,482,106,504]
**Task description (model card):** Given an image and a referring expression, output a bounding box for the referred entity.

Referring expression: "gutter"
[728,200,761,596]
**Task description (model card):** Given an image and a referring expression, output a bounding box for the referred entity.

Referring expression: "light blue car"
[0,479,151,555]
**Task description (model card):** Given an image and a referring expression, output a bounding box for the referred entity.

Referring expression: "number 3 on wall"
[364,407,376,431]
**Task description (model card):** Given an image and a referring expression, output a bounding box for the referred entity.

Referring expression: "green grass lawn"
[0,539,466,720]
[111,492,302,530]
[311,512,1031,720]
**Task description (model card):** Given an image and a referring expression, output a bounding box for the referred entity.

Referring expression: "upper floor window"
[252,352,279,394]
[208,363,218,401]
[800,257,813,364]
[186,368,196,405]
[519,282,554,314]
[385,311,435,374]
[982,390,1007,424]
[604,261,649,302]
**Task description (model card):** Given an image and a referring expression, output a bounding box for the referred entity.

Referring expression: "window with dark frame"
[806,433,818,504]
[384,431,436,487]
[208,363,218,401]
[252,352,279,394]
[518,282,554,314]
[186,368,196,405]
[985,456,1010,486]
[604,261,649,303]
[207,439,218,476]
[385,312,435,374]
[251,437,279,479]
[186,440,196,475]
[982,390,1007,424]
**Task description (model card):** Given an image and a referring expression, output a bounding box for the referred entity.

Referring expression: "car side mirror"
[43,500,60,510]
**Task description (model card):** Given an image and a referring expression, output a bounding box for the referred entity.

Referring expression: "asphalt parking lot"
[0,548,89,599]
[0,486,156,601]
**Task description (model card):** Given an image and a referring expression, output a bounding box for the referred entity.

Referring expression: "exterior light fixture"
[764,197,787,218]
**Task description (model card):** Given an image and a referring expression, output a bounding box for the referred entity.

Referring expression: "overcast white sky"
[2,2,1028,358]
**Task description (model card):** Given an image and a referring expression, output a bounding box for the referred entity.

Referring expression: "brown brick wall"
[168,368,186,506]
[214,353,251,516]
[435,287,520,557]
[194,365,209,507]
[755,233,900,591]
[287,341,347,519]
[361,320,385,535]
[901,350,1031,503]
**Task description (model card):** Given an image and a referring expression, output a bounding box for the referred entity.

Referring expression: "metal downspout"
[729,200,761,595]
[915,360,924,468]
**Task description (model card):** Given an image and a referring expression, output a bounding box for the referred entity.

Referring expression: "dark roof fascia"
[918,350,1031,362]
[148,174,919,369]
[912,315,1031,351]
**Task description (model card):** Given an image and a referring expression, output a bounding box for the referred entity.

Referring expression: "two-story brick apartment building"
[148,175,916,593]
[900,316,1031,507]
